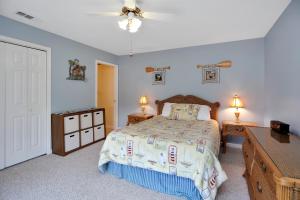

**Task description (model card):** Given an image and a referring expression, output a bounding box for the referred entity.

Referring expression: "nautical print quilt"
[98,116,227,200]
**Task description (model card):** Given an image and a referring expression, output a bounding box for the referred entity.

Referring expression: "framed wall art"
[152,70,165,85]
[202,66,220,84]
[66,59,86,81]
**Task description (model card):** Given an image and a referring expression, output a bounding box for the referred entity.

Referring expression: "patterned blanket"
[98,116,227,200]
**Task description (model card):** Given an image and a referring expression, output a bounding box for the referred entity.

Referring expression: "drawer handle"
[97,127,101,130]
[256,181,263,193]
[236,127,244,132]
[69,117,74,120]
[84,114,88,117]
[70,135,75,138]
[96,112,100,115]
[260,161,267,173]
[85,130,89,133]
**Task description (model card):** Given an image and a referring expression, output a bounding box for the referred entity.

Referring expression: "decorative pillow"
[161,102,174,117]
[197,105,211,120]
[168,103,200,120]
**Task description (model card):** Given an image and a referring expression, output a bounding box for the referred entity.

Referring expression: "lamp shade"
[231,95,243,108]
[118,19,128,30]
[139,96,148,105]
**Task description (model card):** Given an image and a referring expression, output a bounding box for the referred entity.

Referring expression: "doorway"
[95,61,118,134]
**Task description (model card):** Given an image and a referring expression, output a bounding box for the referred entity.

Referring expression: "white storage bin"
[94,125,105,141]
[81,128,93,146]
[80,113,92,129]
[64,115,79,133]
[93,111,104,125]
[64,132,80,152]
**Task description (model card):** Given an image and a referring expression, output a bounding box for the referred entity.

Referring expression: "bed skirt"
[100,162,203,200]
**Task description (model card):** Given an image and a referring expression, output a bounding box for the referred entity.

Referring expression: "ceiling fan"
[88,0,172,33]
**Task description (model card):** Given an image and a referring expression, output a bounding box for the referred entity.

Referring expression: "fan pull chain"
[129,34,134,57]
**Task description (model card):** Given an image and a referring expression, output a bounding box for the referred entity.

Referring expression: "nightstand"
[221,120,257,153]
[127,113,154,125]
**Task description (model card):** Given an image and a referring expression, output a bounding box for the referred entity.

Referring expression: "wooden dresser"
[51,108,106,156]
[243,127,300,200]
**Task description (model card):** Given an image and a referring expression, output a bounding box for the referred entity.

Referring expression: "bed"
[98,95,227,200]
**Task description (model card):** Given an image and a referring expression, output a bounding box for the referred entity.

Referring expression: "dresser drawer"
[254,148,278,193]
[226,125,246,136]
[242,139,254,174]
[81,128,94,146]
[245,135,254,151]
[64,115,79,133]
[251,162,276,200]
[64,132,80,152]
[93,111,104,126]
[94,125,105,141]
[80,113,92,129]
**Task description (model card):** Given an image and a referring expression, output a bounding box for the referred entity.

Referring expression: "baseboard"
[226,142,242,149]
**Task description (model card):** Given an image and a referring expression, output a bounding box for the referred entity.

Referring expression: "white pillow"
[161,102,174,117]
[197,105,211,120]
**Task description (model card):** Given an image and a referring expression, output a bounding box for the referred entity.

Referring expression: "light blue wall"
[117,39,266,137]
[0,15,268,144]
[0,16,118,113]
[265,0,300,135]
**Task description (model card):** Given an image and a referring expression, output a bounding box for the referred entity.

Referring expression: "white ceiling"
[0,0,291,55]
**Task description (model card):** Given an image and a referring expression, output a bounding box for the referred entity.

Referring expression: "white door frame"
[95,60,119,130]
[0,35,52,170]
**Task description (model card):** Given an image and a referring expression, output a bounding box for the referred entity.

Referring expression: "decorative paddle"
[197,60,232,69]
[145,66,171,73]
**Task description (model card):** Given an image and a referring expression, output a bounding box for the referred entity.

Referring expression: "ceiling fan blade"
[124,0,136,9]
[142,12,173,21]
[86,11,120,17]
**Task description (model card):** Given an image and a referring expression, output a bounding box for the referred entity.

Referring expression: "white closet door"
[4,43,47,167]
[27,48,47,159]
[5,43,29,166]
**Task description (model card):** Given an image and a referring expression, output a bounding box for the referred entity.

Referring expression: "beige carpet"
[0,141,249,200]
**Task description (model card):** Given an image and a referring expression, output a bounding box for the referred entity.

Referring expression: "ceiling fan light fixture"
[118,15,142,33]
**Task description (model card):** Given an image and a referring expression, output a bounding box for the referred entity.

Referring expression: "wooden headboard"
[155,95,220,120]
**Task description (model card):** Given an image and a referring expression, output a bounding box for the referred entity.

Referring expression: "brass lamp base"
[141,106,146,115]
[234,112,240,123]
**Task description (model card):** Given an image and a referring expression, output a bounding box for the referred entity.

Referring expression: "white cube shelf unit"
[51,108,106,156]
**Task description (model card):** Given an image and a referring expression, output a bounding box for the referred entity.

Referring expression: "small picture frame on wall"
[152,70,165,85]
[66,59,86,81]
[202,67,220,84]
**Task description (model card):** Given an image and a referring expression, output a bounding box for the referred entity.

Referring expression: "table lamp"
[231,94,243,122]
[139,96,148,115]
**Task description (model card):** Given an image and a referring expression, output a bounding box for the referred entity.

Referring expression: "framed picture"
[66,59,86,81]
[152,70,165,85]
[202,67,220,84]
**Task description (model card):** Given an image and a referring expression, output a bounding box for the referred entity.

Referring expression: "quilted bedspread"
[98,116,227,200]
